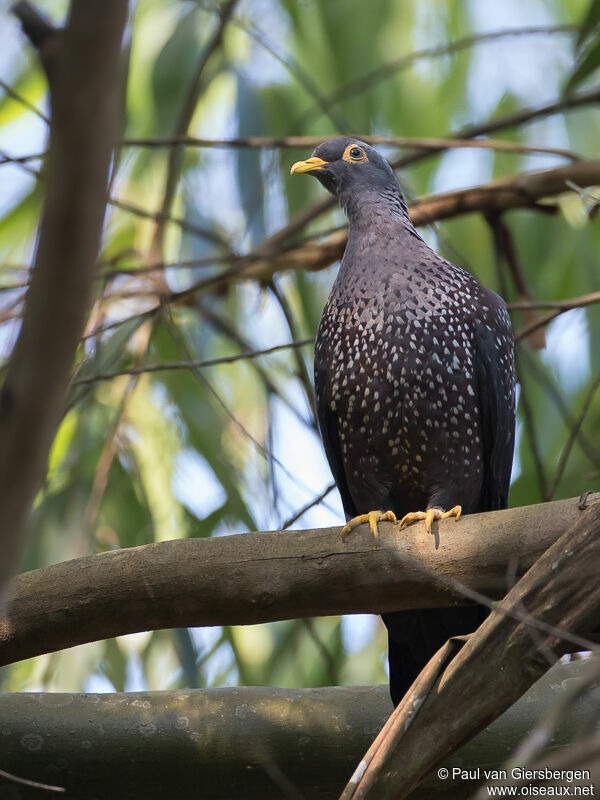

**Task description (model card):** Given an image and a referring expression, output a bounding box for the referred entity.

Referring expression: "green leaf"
[565,38,600,95]
[576,0,600,50]
[151,7,201,135]
[235,71,266,247]
[0,65,47,127]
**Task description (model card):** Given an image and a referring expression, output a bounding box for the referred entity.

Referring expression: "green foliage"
[565,0,600,92]
[1,0,599,696]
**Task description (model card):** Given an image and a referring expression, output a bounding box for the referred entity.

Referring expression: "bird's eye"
[343,144,368,164]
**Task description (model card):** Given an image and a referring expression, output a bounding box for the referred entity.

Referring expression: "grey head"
[290,136,408,219]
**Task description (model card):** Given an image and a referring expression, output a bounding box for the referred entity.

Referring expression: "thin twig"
[109,197,233,251]
[0,766,64,793]
[0,149,44,171]
[0,78,49,123]
[268,280,317,426]
[519,347,600,470]
[161,308,320,503]
[281,482,336,530]
[198,303,315,431]
[150,0,239,259]
[515,289,600,342]
[509,290,600,311]
[78,371,144,555]
[82,307,159,343]
[457,85,600,140]
[516,353,548,500]
[230,15,349,133]
[487,212,546,350]
[273,86,600,249]
[545,374,600,501]
[72,338,314,385]
[294,25,580,128]
[120,134,580,161]
[301,617,338,685]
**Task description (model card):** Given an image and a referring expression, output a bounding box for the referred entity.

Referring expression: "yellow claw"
[398,505,462,535]
[341,510,398,543]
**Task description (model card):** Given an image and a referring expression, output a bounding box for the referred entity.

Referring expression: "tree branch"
[149,0,239,259]
[0,495,596,668]
[71,338,314,386]
[293,26,580,129]
[0,0,128,595]
[0,658,597,799]
[342,499,600,799]
[120,133,581,161]
[257,85,600,251]
[154,158,600,302]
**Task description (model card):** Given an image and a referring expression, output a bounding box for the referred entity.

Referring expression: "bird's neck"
[342,187,416,240]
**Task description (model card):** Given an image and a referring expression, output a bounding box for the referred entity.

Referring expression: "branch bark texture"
[0,658,597,799]
[0,1,128,594]
[343,497,600,799]
[0,495,596,668]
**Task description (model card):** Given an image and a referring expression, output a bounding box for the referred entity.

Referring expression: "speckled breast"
[314,265,501,514]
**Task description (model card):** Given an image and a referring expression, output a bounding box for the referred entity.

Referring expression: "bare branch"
[150,0,239,259]
[0,0,128,594]
[109,197,233,250]
[0,767,64,794]
[294,25,580,129]
[456,85,600,140]
[487,212,546,349]
[545,374,600,501]
[0,79,48,123]
[509,290,600,311]
[515,353,548,499]
[120,133,580,161]
[518,346,600,469]
[230,15,350,133]
[166,159,600,299]
[281,482,337,530]
[0,494,596,668]
[515,290,600,341]
[0,659,596,799]
[342,500,600,799]
[267,86,600,249]
[71,338,314,386]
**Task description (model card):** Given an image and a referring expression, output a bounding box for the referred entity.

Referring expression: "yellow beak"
[290,156,329,175]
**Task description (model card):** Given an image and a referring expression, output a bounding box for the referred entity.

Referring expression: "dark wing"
[314,359,358,519]
[474,305,516,512]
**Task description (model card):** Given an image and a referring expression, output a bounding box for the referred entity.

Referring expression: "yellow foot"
[398,505,462,535]
[341,510,398,542]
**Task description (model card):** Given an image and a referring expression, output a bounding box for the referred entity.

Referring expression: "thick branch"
[0,1,127,595]
[0,658,597,799]
[0,495,596,668]
[344,499,600,799]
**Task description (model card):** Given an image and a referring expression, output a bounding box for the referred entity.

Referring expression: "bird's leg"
[341,510,398,542]
[398,506,462,535]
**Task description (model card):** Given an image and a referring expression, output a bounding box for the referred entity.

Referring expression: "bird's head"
[290,137,403,216]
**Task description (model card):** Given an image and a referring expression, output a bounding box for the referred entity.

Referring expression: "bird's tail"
[381,606,488,707]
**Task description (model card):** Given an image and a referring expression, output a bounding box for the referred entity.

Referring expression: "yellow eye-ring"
[343,144,368,164]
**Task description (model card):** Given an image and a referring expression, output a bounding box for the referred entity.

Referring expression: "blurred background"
[0,0,598,696]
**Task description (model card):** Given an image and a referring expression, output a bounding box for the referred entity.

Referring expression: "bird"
[290,137,516,707]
